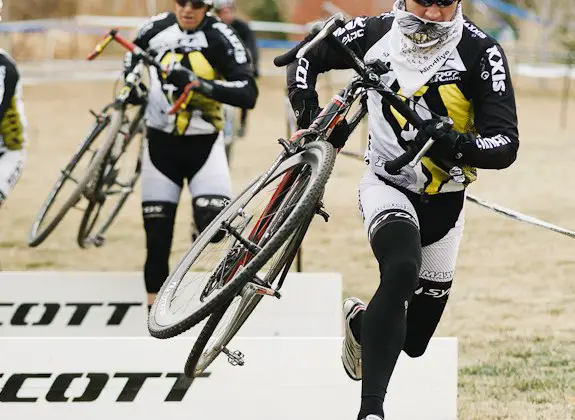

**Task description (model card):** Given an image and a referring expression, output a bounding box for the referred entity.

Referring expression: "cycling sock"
[142,201,177,294]
[359,215,421,419]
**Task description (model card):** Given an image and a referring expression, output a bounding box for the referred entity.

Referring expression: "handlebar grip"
[168,82,195,115]
[273,32,318,68]
[384,146,420,176]
[87,32,115,61]
[273,13,345,67]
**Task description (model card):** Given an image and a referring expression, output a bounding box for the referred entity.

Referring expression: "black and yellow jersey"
[0,50,27,153]
[287,14,519,195]
[126,12,257,136]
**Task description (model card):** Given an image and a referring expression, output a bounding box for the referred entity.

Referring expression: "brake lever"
[407,116,454,168]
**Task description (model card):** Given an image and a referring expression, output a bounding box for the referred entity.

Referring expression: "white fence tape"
[0,271,342,337]
[0,337,458,419]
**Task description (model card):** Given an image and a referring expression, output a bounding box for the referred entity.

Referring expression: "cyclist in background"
[0,46,28,209]
[214,0,259,138]
[123,0,258,309]
[286,1,519,418]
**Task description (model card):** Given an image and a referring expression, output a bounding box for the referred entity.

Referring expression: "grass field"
[1,65,574,419]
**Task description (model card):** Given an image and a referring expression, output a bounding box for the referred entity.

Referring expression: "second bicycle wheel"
[184,211,314,377]
[148,140,335,339]
[77,108,145,248]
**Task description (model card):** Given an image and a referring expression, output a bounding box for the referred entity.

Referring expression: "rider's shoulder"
[461,17,499,48]
[367,12,394,32]
[230,17,251,32]
[136,12,177,39]
[204,15,243,46]
[0,49,18,73]
[334,14,392,37]
[460,17,509,69]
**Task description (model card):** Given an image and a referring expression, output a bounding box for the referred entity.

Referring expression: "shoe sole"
[342,301,363,381]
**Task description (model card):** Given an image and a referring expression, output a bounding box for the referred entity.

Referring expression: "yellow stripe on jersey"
[421,157,450,195]
[1,96,25,150]
[437,84,474,133]
[390,86,429,129]
[188,51,216,81]
[187,51,223,132]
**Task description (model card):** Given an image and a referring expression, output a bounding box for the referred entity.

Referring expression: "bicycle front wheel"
[148,140,335,339]
[77,109,145,248]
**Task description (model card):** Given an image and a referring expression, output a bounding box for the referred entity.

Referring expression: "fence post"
[561,56,573,130]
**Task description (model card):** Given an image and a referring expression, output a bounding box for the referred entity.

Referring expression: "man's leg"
[403,209,464,357]
[350,170,422,420]
[188,132,232,243]
[140,133,183,310]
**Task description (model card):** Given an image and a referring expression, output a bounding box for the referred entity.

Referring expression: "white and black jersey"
[126,12,258,136]
[0,49,28,153]
[287,14,519,196]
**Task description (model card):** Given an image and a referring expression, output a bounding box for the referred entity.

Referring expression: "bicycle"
[28,34,148,248]
[147,13,451,377]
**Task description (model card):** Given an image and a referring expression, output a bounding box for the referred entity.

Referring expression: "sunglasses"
[413,0,458,7]
[175,0,207,8]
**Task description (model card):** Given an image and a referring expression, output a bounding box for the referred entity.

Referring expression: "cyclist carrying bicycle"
[286,1,518,418]
[0,47,28,209]
[213,0,259,138]
[123,0,258,309]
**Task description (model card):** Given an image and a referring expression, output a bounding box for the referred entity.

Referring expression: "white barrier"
[0,271,342,337]
[0,337,458,419]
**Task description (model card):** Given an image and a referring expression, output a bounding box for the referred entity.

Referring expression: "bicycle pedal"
[223,347,245,366]
[252,283,281,299]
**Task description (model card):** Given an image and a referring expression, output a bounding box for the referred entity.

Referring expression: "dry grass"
[1,65,574,419]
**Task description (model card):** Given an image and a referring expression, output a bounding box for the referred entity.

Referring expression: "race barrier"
[0,337,458,419]
[0,271,342,337]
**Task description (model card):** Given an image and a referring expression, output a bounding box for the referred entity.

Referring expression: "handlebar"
[87,29,193,115]
[273,15,345,67]
[273,14,442,175]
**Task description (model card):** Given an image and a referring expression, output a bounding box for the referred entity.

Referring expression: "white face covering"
[388,0,464,97]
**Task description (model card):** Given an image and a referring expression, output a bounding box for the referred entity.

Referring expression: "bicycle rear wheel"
[77,108,145,248]
[148,140,335,339]
[28,109,125,247]
[184,211,313,377]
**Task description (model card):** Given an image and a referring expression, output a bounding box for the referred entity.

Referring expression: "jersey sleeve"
[234,20,259,78]
[0,57,19,124]
[462,42,519,169]
[203,22,258,110]
[124,13,173,75]
[286,16,382,110]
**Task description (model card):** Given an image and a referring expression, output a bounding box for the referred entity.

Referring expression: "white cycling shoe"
[341,297,365,381]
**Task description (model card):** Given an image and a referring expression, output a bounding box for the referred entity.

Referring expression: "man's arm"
[462,43,519,169]
[234,20,259,78]
[286,16,380,128]
[0,57,20,150]
[199,22,258,110]
[124,12,174,75]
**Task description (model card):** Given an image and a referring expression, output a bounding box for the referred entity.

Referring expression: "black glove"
[166,67,213,97]
[416,118,475,162]
[126,82,147,105]
[292,98,350,149]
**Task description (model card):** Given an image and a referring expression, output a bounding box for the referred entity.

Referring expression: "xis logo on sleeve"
[486,45,507,93]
